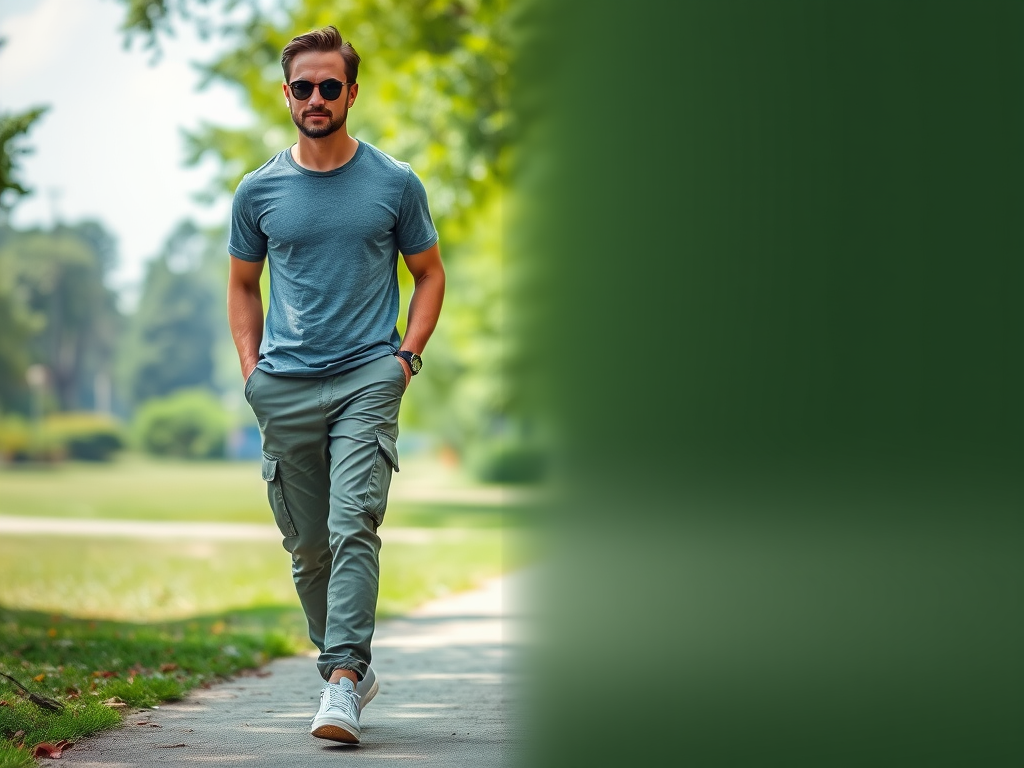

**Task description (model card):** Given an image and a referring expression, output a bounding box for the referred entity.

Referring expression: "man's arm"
[227,255,266,381]
[397,242,446,382]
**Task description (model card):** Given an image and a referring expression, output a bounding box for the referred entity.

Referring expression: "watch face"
[409,355,423,373]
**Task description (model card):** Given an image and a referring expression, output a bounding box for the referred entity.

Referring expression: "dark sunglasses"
[287,79,352,101]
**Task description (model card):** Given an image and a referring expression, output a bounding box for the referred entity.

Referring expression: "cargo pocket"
[262,454,298,537]
[363,430,400,526]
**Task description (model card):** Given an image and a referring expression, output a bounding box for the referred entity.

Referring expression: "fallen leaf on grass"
[33,739,73,759]
[159,663,178,673]
[33,674,45,682]
[13,730,25,740]
[102,697,127,708]
[92,670,118,678]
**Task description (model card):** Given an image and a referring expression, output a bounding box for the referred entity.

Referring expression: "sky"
[0,0,251,308]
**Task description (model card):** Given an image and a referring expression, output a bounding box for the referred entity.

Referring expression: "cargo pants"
[244,354,405,682]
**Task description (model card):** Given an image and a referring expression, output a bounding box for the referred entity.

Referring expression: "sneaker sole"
[359,677,379,711]
[311,722,360,744]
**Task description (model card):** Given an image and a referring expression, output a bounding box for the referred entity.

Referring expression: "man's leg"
[246,370,334,654]
[317,355,405,683]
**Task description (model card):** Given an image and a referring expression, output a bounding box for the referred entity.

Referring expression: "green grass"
[0,453,532,528]
[0,606,297,767]
[0,531,529,622]
[0,456,272,523]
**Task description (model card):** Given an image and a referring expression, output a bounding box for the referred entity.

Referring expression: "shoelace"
[324,683,360,715]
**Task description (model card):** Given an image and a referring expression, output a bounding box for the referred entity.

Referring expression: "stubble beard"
[292,107,347,139]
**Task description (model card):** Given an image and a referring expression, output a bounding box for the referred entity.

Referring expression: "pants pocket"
[244,368,259,404]
[362,430,400,526]
[262,454,298,537]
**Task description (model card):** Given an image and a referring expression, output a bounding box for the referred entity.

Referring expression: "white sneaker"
[310,679,360,743]
[356,665,379,711]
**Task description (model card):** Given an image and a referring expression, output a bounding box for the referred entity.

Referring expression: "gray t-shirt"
[229,140,438,377]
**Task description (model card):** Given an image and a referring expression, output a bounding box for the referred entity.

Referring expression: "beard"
[292,106,347,139]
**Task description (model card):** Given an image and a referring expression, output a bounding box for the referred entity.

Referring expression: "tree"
[0,38,49,410]
[0,222,123,414]
[120,220,222,405]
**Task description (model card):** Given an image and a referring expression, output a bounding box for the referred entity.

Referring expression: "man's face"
[283,50,357,139]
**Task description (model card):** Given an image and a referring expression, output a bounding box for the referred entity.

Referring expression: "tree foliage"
[120,220,223,406]
[0,105,48,211]
[0,38,48,211]
[0,222,122,415]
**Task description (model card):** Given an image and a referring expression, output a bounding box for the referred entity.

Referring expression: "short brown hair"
[281,25,360,83]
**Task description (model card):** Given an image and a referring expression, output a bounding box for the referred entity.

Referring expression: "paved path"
[61,571,531,767]
[0,515,480,543]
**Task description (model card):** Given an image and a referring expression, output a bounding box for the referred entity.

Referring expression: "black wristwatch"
[395,350,423,375]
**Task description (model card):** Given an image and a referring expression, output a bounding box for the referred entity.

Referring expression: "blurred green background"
[518,1,1024,767]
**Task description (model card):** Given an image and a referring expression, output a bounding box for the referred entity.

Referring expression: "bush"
[0,413,32,461]
[43,412,126,461]
[472,438,548,484]
[0,413,76,463]
[133,389,230,460]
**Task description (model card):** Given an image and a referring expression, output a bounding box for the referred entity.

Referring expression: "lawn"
[0,452,531,527]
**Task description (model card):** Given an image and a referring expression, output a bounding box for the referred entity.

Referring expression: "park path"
[59,569,533,768]
[0,515,478,543]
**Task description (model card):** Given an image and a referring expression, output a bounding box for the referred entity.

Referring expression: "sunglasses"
[287,79,353,101]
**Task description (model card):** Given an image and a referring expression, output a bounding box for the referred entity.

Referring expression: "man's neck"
[291,132,359,172]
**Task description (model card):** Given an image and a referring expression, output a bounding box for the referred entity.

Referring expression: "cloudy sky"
[0,0,251,305]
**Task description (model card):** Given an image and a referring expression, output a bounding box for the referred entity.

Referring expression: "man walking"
[227,25,445,744]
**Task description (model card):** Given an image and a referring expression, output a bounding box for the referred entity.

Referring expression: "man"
[227,25,445,745]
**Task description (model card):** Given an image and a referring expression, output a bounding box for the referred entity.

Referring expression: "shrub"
[134,388,230,460]
[0,413,32,461]
[43,412,126,461]
[0,413,67,463]
[472,438,548,484]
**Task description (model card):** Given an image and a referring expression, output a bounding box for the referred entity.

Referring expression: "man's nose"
[308,86,326,106]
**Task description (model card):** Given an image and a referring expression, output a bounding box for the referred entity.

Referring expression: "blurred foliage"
[133,387,230,459]
[0,105,47,211]
[118,221,223,406]
[112,0,533,475]
[0,413,61,462]
[0,37,48,212]
[0,411,124,463]
[0,222,122,415]
[42,411,126,462]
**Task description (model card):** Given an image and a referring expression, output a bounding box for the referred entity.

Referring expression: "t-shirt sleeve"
[396,168,439,255]
[228,176,268,261]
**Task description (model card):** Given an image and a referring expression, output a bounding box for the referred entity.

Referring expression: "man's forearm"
[400,269,445,354]
[227,285,264,379]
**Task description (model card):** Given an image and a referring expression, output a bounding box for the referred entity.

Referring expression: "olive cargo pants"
[244,354,404,681]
